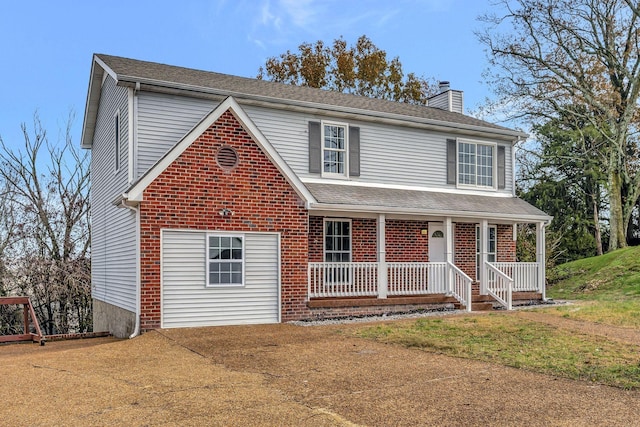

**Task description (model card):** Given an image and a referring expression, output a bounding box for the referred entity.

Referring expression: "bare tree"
[0,114,91,334]
[478,0,640,251]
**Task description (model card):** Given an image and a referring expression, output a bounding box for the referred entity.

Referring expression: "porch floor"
[307,292,543,310]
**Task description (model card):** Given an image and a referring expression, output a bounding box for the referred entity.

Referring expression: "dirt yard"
[2,310,639,426]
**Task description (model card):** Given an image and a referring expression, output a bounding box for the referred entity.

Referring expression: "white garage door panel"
[162,230,280,328]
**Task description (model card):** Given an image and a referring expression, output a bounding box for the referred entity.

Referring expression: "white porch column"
[480,219,488,295]
[445,217,454,294]
[377,214,387,299]
[536,221,546,300]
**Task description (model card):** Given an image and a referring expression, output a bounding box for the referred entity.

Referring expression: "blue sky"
[0,0,497,152]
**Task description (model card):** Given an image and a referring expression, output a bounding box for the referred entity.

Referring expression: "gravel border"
[289,299,569,327]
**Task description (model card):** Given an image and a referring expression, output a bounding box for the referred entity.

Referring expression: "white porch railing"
[448,262,473,312]
[485,262,513,310]
[492,262,539,292]
[308,262,378,298]
[388,262,448,295]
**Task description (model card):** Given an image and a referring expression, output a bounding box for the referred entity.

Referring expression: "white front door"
[428,222,445,262]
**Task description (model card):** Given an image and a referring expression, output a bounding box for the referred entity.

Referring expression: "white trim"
[123,96,316,204]
[476,224,497,281]
[114,110,121,173]
[206,233,246,287]
[456,138,497,191]
[321,120,349,179]
[127,88,135,184]
[309,203,551,223]
[94,55,118,82]
[114,75,528,140]
[300,177,514,198]
[323,218,352,263]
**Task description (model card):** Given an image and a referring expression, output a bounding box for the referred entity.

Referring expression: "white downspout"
[120,201,141,338]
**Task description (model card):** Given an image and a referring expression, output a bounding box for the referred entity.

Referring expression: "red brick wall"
[138,110,309,330]
[386,220,429,262]
[308,217,377,262]
[497,224,516,262]
[454,223,476,279]
[454,223,517,280]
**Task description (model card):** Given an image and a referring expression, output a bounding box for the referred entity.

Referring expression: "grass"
[354,247,640,389]
[544,246,640,327]
[356,314,640,389]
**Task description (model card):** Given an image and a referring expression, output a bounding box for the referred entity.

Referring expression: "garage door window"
[207,235,244,286]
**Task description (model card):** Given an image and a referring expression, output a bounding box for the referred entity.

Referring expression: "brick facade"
[136,110,518,329]
[138,110,309,330]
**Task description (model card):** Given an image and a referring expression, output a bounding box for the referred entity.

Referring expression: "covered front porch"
[307,215,548,312]
[304,183,551,314]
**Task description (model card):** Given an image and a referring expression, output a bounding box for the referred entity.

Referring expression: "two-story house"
[81,54,550,338]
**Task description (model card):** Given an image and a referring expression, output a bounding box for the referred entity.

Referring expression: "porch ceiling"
[305,183,551,222]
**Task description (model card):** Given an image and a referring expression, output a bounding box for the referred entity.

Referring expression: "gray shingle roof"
[95,54,520,136]
[306,183,550,221]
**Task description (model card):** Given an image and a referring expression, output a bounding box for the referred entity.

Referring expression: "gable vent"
[216,146,239,170]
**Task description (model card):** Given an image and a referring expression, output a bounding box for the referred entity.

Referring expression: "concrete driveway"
[1,317,639,426]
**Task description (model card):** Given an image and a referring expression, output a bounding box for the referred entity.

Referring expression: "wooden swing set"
[0,297,45,346]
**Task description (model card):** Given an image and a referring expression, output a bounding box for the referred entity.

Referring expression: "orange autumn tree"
[258,35,436,105]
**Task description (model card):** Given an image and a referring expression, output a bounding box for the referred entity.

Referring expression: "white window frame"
[323,218,352,263]
[323,218,352,285]
[476,225,497,280]
[114,110,121,173]
[206,233,245,287]
[457,139,497,190]
[321,121,349,178]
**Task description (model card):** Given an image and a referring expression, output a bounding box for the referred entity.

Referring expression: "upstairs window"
[207,235,244,286]
[308,121,360,178]
[323,123,347,176]
[458,141,495,188]
[114,111,121,172]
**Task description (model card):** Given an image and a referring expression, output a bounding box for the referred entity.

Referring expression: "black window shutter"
[497,145,506,189]
[308,121,321,173]
[446,139,456,184]
[349,126,360,177]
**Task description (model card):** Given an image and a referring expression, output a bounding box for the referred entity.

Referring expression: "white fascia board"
[81,55,121,149]
[301,178,515,198]
[308,203,552,223]
[115,77,528,141]
[124,96,315,204]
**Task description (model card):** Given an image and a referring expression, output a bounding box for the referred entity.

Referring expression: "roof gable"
[123,96,315,204]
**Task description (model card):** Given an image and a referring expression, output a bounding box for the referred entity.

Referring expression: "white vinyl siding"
[136,92,216,176]
[90,75,137,312]
[131,95,513,194]
[161,230,280,328]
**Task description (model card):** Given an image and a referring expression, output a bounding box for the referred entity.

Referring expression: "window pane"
[210,263,219,273]
[209,248,220,260]
[232,249,242,259]
[232,273,242,284]
[209,236,220,248]
[220,237,230,248]
[232,237,242,248]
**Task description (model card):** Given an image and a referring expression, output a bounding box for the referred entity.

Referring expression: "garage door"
[161,230,280,328]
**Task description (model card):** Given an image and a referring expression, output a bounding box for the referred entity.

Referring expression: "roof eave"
[113,75,528,141]
[308,202,551,223]
[80,55,119,149]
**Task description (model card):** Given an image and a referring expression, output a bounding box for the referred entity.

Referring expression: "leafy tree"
[258,35,437,105]
[516,108,608,262]
[478,0,640,250]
